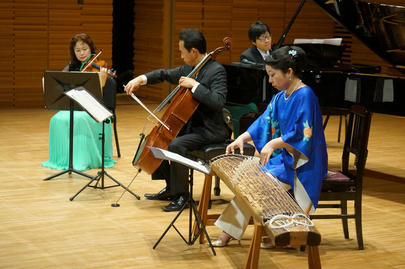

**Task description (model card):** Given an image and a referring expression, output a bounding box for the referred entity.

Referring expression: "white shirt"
[257,47,270,60]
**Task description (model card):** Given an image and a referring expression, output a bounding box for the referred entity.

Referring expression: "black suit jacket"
[145,59,230,142]
[240,46,266,64]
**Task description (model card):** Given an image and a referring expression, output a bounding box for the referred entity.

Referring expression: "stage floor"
[0,99,404,269]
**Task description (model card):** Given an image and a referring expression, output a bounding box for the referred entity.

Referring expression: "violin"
[81,51,117,78]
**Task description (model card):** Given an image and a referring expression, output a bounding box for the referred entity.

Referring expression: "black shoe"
[144,188,173,201]
[161,195,189,212]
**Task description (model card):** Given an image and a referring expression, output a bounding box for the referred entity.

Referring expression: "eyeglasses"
[257,35,271,42]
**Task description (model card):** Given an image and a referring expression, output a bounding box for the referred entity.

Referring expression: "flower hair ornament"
[288,49,297,57]
[288,49,298,59]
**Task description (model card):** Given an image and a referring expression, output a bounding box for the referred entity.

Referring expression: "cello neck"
[154,52,213,113]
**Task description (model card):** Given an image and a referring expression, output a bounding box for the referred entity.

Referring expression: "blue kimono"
[247,86,327,212]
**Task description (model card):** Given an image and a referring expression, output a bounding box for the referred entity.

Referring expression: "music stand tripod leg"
[44,101,93,181]
[153,168,216,256]
[190,198,216,255]
[70,119,140,201]
[103,171,140,199]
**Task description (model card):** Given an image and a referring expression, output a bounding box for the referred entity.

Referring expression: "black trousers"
[152,132,212,197]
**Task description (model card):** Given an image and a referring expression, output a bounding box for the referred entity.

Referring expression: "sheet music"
[293,38,342,46]
[148,146,211,175]
[65,86,112,122]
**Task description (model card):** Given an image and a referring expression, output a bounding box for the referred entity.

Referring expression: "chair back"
[341,105,372,185]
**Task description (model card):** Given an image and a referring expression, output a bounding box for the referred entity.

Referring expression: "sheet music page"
[148,146,211,175]
[293,38,342,46]
[65,87,112,122]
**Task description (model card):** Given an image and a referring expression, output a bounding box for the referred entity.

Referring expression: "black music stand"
[148,147,216,256]
[61,87,140,201]
[42,71,102,181]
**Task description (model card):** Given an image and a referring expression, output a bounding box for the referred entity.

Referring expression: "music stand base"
[70,120,140,201]
[153,171,216,256]
[43,168,93,181]
[69,170,140,201]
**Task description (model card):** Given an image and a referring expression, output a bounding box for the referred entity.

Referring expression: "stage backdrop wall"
[0,0,113,108]
[1,0,403,106]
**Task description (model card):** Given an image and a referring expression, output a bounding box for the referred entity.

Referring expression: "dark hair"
[264,46,307,75]
[69,33,96,66]
[248,21,271,42]
[179,28,206,54]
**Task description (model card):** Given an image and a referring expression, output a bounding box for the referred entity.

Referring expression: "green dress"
[42,110,116,171]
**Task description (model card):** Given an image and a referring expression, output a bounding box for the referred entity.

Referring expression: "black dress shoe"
[144,188,173,201]
[161,195,189,212]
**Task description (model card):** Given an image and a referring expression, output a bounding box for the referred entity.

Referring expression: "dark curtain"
[112,0,134,92]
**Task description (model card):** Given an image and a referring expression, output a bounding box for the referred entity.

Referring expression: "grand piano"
[225,0,405,117]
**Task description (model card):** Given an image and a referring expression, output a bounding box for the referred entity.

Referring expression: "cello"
[132,37,232,174]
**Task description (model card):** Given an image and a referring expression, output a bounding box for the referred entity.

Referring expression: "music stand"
[148,147,216,256]
[59,86,141,201]
[42,71,102,181]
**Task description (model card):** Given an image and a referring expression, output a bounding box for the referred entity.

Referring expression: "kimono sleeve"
[281,90,317,164]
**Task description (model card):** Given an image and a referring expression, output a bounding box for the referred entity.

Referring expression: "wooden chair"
[312,105,372,250]
[321,106,350,143]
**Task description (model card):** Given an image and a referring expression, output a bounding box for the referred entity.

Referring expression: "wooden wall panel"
[0,0,113,107]
[48,1,81,71]
[0,1,14,107]
[202,0,233,65]
[14,0,48,107]
[133,0,169,100]
[82,0,113,65]
[230,0,260,63]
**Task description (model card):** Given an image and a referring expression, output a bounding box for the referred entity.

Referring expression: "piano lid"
[311,0,405,68]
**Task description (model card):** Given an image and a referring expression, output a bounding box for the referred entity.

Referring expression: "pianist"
[240,21,272,65]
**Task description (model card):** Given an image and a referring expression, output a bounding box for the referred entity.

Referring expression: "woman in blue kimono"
[212,46,327,247]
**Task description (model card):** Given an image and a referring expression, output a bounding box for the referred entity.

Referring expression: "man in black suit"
[125,28,230,212]
[240,21,272,64]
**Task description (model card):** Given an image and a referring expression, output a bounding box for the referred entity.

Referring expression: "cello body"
[133,87,199,174]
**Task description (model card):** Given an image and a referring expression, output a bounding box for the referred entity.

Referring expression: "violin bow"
[81,50,103,72]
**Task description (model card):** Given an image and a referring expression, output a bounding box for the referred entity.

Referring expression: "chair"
[311,105,372,250]
[322,106,350,143]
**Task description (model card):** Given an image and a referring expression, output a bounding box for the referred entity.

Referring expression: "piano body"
[306,0,405,116]
[225,0,405,117]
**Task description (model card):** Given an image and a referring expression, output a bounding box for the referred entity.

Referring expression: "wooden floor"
[1,96,405,269]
